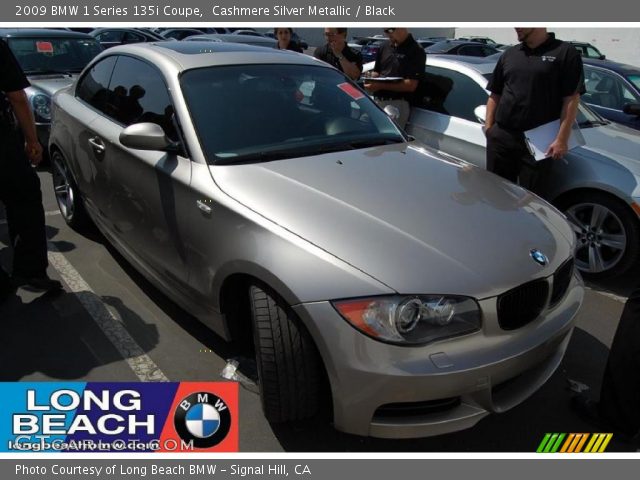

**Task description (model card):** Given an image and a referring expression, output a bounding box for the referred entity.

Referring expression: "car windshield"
[181,64,404,165]
[626,74,640,91]
[8,37,103,74]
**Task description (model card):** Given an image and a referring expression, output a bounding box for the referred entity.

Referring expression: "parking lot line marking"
[585,286,628,304]
[47,242,170,382]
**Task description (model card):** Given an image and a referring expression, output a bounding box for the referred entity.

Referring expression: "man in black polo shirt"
[363,28,426,128]
[484,28,585,193]
[1,39,62,302]
[313,27,363,81]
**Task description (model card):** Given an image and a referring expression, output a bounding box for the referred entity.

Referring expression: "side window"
[582,68,639,110]
[96,31,123,43]
[76,56,117,113]
[105,56,178,140]
[586,46,601,58]
[123,32,145,44]
[457,45,483,57]
[416,66,487,122]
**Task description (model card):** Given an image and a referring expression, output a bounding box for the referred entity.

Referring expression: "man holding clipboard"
[484,28,585,194]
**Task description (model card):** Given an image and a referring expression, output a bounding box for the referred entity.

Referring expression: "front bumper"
[293,274,583,438]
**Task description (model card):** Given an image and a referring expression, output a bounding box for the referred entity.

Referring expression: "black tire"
[249,284,322,423]
[556,191,640,280]
[51,150,88,230]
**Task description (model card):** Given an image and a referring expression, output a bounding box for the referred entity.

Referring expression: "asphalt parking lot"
[1,168,639,452]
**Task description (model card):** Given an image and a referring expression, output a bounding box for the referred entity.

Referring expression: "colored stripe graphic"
[539,433,612,453]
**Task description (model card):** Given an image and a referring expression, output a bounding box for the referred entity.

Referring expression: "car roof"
[102,41,325,71]
[582,57,640,76]
[0,28,93,39]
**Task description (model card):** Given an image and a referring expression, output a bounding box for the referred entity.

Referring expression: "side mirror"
[384,105,400,121]
[599,54,606,60]
[623,103,640,116]
[474,105,487,124]
[120,123,174,151]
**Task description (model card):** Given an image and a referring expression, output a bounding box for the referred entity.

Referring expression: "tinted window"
[457,45,485,57]
[181,64,403,164]
[76,56,117,112]
[415,66,488,122]
[96,31,124,43]
[105,56,177,140]
[123,31,145,44]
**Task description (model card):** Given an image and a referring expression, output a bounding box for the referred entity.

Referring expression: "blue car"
[583,58,640,130]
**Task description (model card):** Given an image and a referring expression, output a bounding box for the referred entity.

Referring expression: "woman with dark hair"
[274,28,303,53]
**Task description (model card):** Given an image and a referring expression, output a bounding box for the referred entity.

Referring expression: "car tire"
[249,284,322,423]
[557,191,640,280]
[51,150,88,230]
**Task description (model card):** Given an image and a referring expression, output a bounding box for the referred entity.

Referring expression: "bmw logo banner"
[0,382,238,452]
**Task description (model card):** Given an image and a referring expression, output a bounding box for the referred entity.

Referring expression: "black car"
[0,28,103,155]
[582,58,640,130]
[90,28,165,49]
[426,40,500,57]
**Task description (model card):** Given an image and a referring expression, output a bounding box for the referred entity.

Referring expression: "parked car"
[90,28,165,49]
[568,41,606,60]
[183,33,276,48]
[582,58,640,130]
[457,36,499,46]
[374,55,640,279]
[158,29,205,41]
[0,28,103,155]
[49,42,582,439]
[426,40,500,57]
[361,39,386,63]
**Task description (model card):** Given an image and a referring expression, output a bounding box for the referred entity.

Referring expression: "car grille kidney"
[497,258,575,330]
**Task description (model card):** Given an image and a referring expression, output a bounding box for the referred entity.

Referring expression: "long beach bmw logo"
[530,249,549,266]
[174,392,231,448]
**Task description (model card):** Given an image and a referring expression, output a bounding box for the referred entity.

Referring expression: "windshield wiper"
[215,137,405,165]
[578,119,608,128]
[26,69,76,76]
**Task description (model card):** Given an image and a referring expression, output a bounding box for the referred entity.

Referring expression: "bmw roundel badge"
[174,392,232,448]
[530,249,549,266]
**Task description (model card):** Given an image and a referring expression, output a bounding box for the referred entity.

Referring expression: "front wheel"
[249,284,323,423]
[557,192,640,279]
[51,150,88,230]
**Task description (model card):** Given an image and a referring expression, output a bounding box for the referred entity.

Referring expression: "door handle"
[197,200,212,215]
[88,136,105,153]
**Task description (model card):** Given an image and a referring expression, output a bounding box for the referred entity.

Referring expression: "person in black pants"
[572,286,640,443]
[0,39,61,301]
[484,28,585,195]
[363,28,425,129]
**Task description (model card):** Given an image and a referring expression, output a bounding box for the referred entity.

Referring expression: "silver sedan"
[49,42,583,439]
[401,55,640,279]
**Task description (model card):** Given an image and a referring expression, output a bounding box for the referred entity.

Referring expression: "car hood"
[27,74,78,97]
[212,144,573,299]
[578,122,640,176]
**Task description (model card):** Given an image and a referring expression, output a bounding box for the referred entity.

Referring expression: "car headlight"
[333,295,481,345]
[31,94,51,122]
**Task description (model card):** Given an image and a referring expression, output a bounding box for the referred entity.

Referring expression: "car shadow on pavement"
[587,262,640,298]
[268,328,636,452]
[0,287,161,381]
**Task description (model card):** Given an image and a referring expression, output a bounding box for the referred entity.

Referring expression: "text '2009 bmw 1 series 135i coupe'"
[49,41,584,439]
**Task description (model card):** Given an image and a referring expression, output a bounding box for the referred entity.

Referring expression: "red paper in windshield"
[36,41,54,53]
[337,82,365,100]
